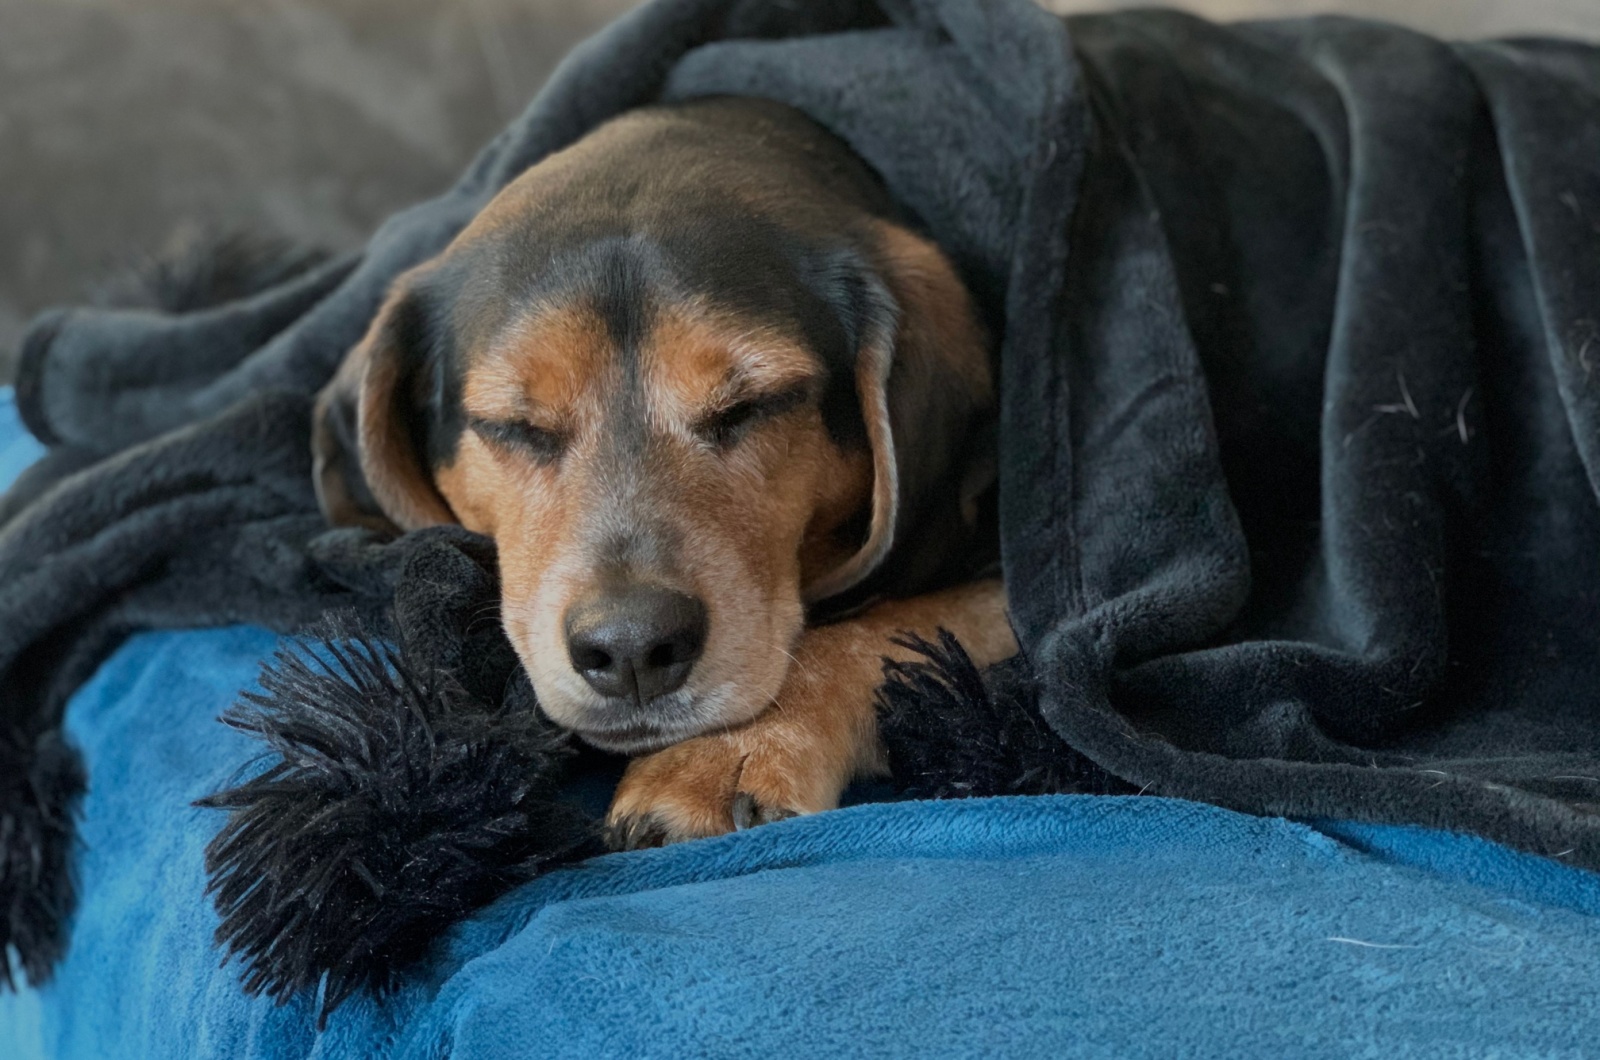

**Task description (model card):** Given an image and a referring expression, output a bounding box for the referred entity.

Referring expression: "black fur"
[877,632,1131,801]
[196,612,599,1025]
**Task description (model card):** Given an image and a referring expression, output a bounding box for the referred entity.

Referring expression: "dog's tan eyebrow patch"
[643,307,821,424]
[463,302,617,423]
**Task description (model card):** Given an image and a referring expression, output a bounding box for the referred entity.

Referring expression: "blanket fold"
[5,0,1600,998]
[1016,14,1600,865]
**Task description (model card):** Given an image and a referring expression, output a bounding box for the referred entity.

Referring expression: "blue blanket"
[2,387,1599,1057]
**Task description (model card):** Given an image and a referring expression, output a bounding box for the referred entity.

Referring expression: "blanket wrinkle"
[4,0,1600,1004]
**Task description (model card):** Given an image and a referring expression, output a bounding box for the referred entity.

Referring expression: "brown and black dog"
[312,97,1016,847]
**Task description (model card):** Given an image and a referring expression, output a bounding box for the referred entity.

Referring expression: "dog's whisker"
[776,644,816,684]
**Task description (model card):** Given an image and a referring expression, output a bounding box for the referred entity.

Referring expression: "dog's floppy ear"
[803,222,995,604]
[313,268,457,532]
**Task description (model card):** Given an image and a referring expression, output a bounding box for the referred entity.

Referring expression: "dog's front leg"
[605,579,1016,849]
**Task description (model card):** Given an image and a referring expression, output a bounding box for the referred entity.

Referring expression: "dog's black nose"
[565,587,708,702]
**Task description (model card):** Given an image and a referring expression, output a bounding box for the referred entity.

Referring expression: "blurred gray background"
[4,0,1599,383]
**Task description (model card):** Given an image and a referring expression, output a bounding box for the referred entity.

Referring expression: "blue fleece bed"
[2,387,1598,1059]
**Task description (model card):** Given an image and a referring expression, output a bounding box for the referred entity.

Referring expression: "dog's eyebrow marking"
[464,301,614,421]
[637,304,823,434]
[714,361,819,403]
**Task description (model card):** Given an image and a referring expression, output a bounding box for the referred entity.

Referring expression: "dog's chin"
[540,691,725,755]
[554,687,770,756]
[569,723,688,756]
[527,638,794,756]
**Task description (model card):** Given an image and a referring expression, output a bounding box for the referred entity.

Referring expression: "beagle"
[313,97,1017,847]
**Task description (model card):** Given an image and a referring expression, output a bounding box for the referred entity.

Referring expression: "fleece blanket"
[8,0,1600,992]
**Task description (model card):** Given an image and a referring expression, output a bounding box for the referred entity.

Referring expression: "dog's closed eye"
[696,385,810,450]
[470,417,567,463]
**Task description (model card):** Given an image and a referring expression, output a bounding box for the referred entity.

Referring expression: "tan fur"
[607,579,1016,843]
[874,222,994,402]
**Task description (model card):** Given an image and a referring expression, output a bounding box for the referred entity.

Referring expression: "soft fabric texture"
[8,0,1600,998]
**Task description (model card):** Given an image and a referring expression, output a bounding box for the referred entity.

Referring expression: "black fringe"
[194,613,599,1026]
[877,631,1132,800]
[0,730,86,990]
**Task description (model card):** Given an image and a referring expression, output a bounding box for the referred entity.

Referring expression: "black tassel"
[876,630,1131,800]
[0,730,86,990]
[195,614,600,1025]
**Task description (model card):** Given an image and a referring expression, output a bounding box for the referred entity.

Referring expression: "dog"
[312,97,1017,848]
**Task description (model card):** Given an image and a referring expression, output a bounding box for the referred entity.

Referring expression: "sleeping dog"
[312,97,1017,847]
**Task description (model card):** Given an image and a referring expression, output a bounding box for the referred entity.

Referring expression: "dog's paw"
[604,727,840,851]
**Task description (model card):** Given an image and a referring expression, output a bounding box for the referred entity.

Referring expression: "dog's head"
[314,98,992,753]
